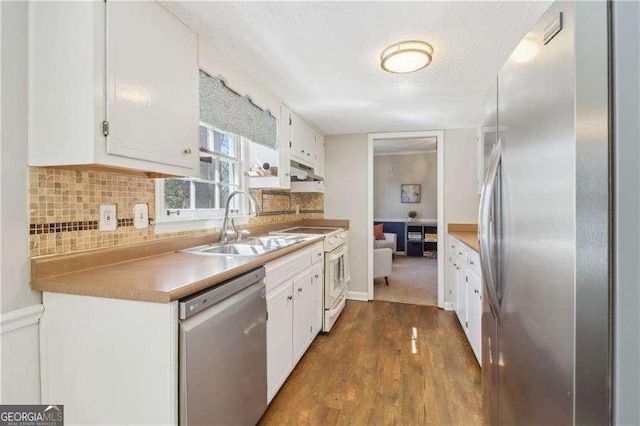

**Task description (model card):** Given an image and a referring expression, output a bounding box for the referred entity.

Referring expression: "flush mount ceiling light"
[380,40,433,74]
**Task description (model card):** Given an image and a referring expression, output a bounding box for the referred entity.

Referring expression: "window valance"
[199,70,277,150]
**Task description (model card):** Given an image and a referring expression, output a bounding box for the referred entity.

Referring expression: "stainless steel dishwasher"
[179,267,267,426]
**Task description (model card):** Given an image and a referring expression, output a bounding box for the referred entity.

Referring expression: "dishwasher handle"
[179,267,265,319]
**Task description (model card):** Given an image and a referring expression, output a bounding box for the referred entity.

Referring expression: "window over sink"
[155,124,250,233]
[155,69,278,233]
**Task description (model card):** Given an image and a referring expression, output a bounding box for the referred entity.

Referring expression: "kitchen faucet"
[218,190,260,243]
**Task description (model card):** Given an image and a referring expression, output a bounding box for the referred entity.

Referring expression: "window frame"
[154,123,251,234]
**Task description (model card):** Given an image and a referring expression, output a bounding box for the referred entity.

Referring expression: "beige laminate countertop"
[449,231,479,252]
[31,236,324,303]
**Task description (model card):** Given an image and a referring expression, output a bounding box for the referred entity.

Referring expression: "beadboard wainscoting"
[1,304,44,404]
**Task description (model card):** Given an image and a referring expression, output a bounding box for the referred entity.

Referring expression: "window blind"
[199,70,277,150]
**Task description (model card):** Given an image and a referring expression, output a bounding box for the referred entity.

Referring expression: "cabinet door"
[315,132,325,178]
[449,237,458,310]
[267,283,293,403]
[292,271,312,364]
[455,262,467,331]
[106,2,198,170]
[303,123,316,164]
[289,111,305,161]
[467,272,483,364]
[278,105,292,189]
[310,265,324,338]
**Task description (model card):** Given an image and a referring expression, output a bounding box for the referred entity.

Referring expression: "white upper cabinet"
[315,132,325,179]
[29,1,199,177]
[106,2,198,169]
[289,111,306,163]
[286,107,324,176]
[303,123,316,166]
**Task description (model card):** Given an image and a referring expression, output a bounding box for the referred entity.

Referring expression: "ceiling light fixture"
[380,40,433,74]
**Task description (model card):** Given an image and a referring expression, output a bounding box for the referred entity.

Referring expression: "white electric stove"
[272,226,349,331]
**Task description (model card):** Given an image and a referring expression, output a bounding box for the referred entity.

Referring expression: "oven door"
[324,244,347,309]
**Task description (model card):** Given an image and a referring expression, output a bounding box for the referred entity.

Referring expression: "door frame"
[367,130,445,308]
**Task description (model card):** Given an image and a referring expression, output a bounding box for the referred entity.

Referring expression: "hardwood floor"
[260,300,483,425]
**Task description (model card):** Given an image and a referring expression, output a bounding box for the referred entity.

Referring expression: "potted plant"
[407,210,417,222]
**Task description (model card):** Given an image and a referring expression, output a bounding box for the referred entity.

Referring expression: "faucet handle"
[237,229,250,242]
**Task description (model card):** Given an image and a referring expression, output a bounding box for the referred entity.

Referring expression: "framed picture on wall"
[401,184,421,203]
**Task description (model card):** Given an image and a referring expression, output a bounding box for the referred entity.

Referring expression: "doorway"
[367,131,445,307]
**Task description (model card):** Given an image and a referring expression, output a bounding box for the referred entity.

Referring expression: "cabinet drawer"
[455,243,468,266]
[467,250,481,278]
[449,235,458,254]
[310,243,324,264]
[264,246,312,291]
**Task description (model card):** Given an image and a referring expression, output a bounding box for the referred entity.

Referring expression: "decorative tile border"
[29,218,155,235]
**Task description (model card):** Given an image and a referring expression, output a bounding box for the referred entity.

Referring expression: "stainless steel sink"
[180,236,307,257]
[241,236,306,248]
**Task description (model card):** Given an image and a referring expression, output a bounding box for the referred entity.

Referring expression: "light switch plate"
[99,204,117,232]
[134,204,149,229]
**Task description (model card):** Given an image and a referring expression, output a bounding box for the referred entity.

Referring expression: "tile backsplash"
[28,168,323,256]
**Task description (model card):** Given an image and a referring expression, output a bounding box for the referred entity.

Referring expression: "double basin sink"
[180,235,308,258]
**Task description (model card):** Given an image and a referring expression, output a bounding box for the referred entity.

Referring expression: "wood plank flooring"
[260,300,483,425]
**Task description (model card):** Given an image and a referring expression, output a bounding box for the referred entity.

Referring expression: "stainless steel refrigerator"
[479,2,611,424]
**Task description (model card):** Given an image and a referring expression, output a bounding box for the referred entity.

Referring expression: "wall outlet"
[295,204,300,215]
[134,204,149,229]
[99,204,117,232]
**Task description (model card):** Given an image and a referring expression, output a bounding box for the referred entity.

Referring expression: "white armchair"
[374,233,397,257]
[374,248,393,286]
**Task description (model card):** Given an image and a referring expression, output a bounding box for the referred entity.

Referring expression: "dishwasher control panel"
[179,267,266,319]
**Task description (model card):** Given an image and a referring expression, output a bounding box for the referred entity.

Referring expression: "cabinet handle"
[298,287,303,292]
[474,289,479,294]
[183,148,192,155]
[307,153,311,156]
[458,251,463,255]
[285,172,290,176]
[287,295,293,301]
[301,149,305,153]
[470,260,475,266]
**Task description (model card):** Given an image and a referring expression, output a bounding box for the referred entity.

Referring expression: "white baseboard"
[443,302,454,311]
[396,251,406,256]
[346,291,369,301]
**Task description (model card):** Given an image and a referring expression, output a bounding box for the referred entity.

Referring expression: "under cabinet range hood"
[290,160,322,182]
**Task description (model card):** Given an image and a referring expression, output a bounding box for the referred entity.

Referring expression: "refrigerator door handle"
[479,139,502,319]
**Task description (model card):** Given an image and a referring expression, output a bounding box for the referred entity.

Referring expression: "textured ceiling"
[165,1,551,135]
[374,137,437,155]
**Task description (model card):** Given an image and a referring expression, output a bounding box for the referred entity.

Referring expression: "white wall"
[324,134,370,295]
[443,128,479,226]
[1,1,43,404]
[374,153,437,220]
[325,129,478,303]
[442,128,479,301]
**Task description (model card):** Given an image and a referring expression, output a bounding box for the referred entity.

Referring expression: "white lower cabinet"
[455,257,467,328]
[292,270,313,364]
[310,264,324,338]
[467,271,482,362]
[265,242,324,403]
[449,235,482,366]
[266,282,294,402]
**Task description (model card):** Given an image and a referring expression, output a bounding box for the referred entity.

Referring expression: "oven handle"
[328,245,347,262]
